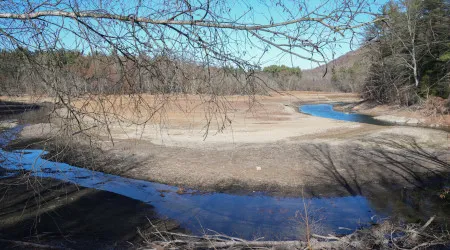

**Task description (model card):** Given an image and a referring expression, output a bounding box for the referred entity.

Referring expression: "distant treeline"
[263,65,302,76]
[0,48,349,96]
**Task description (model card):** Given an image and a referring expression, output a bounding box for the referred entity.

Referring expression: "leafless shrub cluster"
[423,96,450,116]
[137,216,450,249]
[338,217,450,249]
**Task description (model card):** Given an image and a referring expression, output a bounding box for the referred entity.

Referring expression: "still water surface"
[300,104,391,126]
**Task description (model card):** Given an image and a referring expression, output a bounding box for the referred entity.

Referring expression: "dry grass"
[137,216,450,249]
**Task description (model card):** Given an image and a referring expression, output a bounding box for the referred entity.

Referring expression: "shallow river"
[1,147,379,239]
[0,106,448,241]
[300,103,391,126]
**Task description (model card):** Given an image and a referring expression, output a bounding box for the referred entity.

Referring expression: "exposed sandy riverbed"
[5,91,450,195]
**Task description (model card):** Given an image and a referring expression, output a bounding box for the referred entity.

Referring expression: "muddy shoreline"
[333,101,450,129]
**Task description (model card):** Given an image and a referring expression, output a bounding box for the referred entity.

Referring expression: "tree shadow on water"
[301,143,363,196]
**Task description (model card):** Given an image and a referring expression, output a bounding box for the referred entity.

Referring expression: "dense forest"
[363,0,450,105]
[297,0,450,107]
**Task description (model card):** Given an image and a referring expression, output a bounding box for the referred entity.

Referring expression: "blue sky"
[178,0,388,69]
[224,0,388,69]
[1,0,388,70]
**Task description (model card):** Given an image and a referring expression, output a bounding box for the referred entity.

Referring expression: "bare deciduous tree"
[363,0,450,105]
[0,0,379,137]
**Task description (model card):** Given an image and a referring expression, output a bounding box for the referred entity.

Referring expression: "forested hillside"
[300,0,450,104]
[363,0,450,105]
[0,47,367,95]
[298,48,371,93]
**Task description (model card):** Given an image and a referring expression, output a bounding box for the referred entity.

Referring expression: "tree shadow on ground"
[300,135,450,225]
[0,175,182,250]
[0,134,171,249]
[300,135,450,197]
[300,143,363,196]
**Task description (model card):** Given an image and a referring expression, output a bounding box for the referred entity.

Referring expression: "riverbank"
[334,100,450,128]
[2,138,450,248]
[4,92,449,196]
[0,172,184,250]
[1,92,450,249]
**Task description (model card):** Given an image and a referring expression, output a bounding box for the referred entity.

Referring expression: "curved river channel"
[0,105,448,241]
[299,103,391,126]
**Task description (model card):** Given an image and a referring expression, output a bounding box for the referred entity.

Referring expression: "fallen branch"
[0,239,73,249]
[144,231,358,249]
[419,215,435,232]
[153,239,306,249]
[139,216,450,249]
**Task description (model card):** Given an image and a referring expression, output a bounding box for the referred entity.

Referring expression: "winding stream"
[1,106,448,241]
[1,146,379,240]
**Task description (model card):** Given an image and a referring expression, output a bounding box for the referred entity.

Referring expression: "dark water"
[300,104,392,126]
[1,148,380,240]
[2,146,449,240]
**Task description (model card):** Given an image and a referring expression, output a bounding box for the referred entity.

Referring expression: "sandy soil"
[75,91,361,147]
[7,91,450,195]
